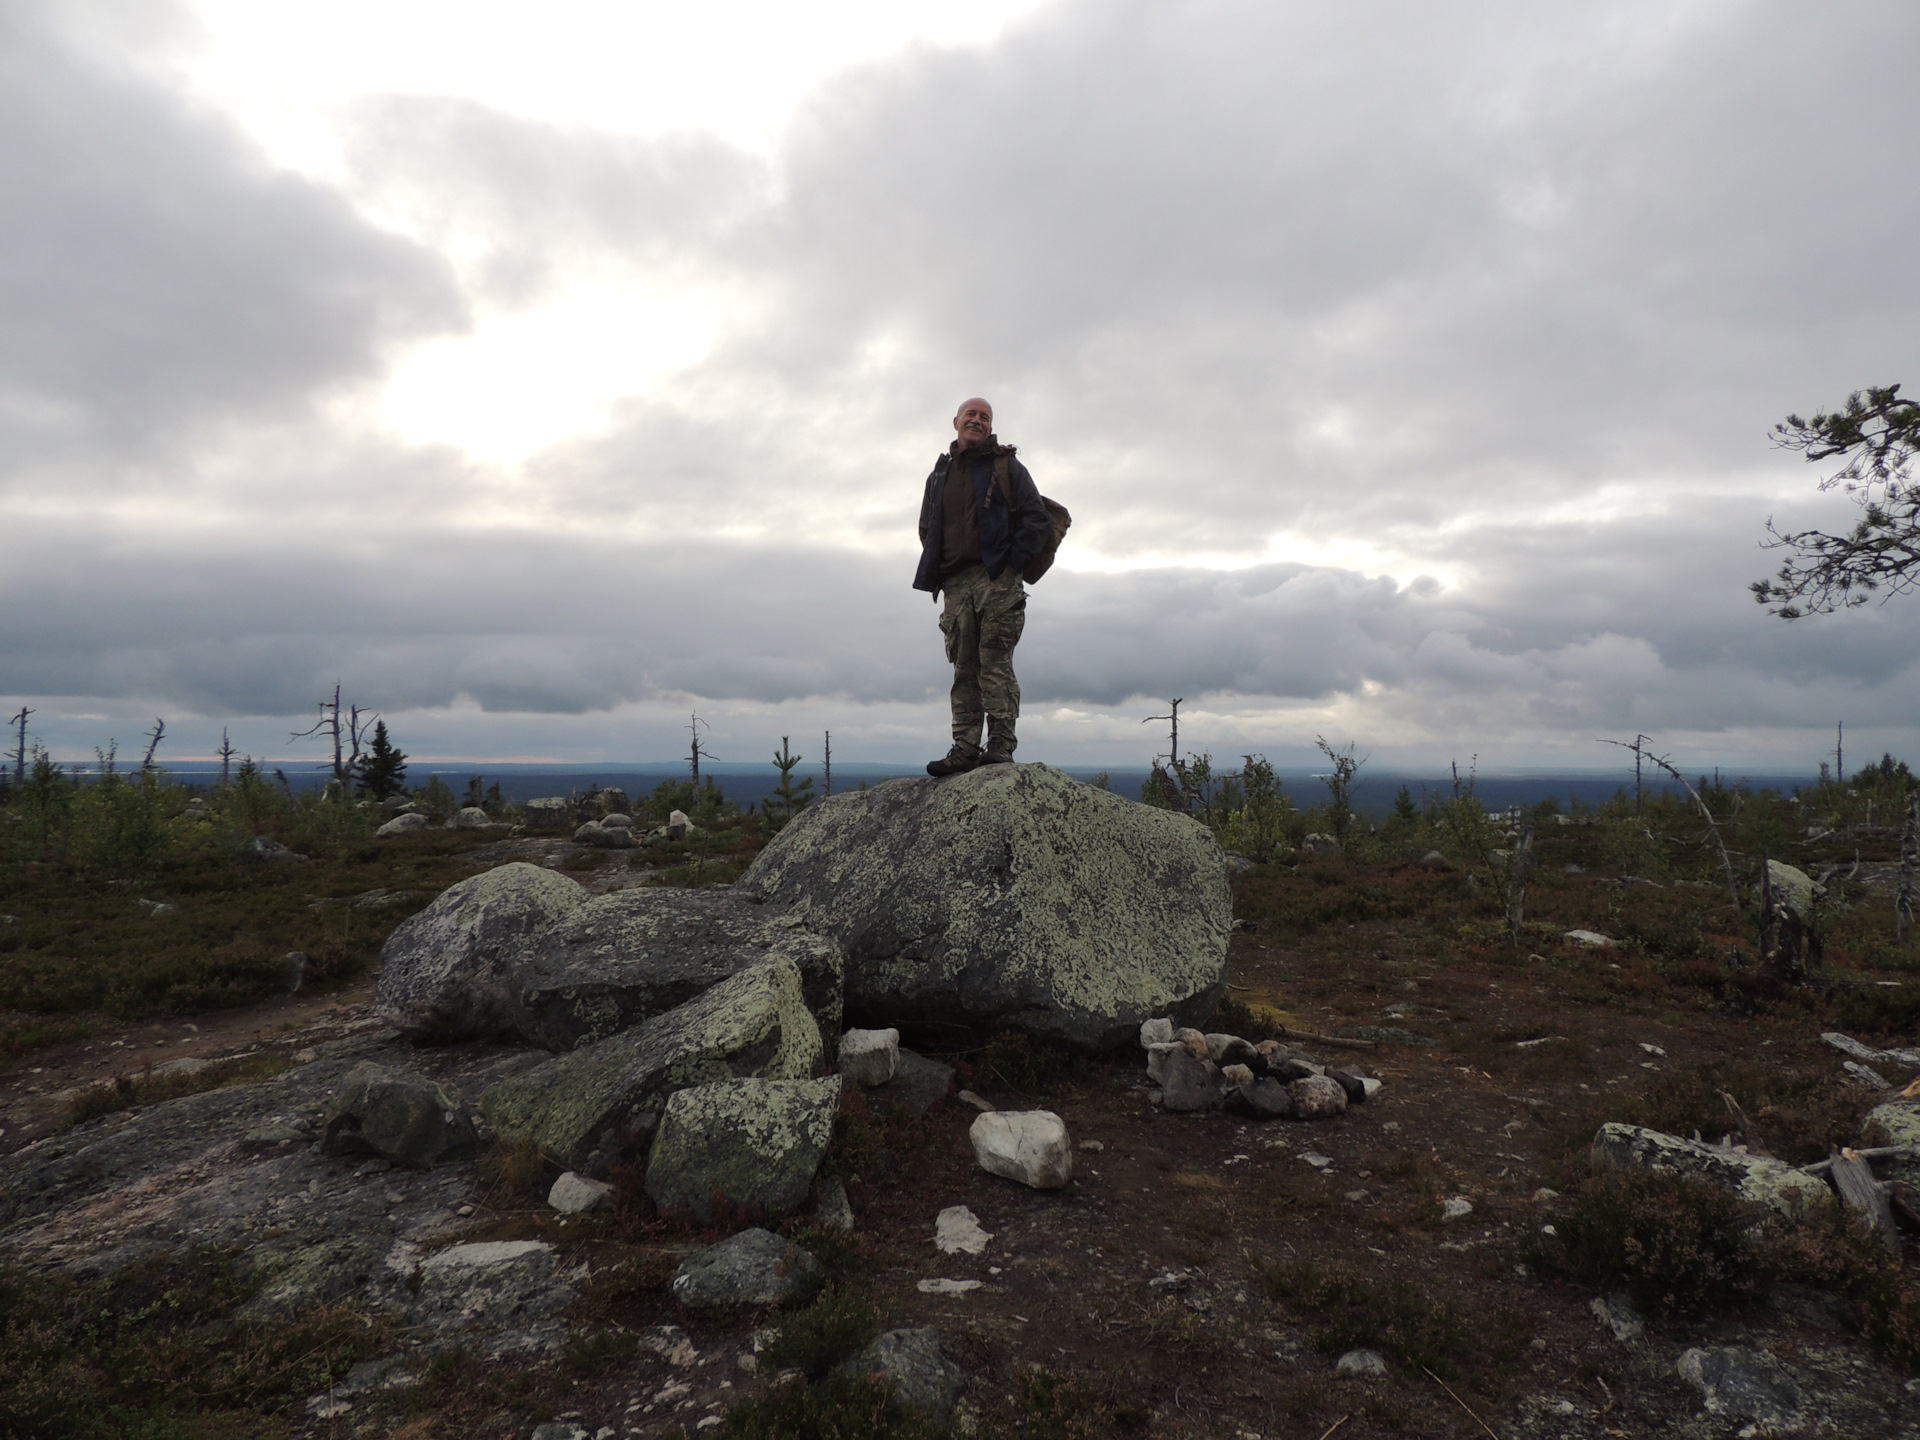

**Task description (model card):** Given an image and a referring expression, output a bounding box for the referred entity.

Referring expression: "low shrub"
[1261,1260,1514,1382]
[760,1285,884,1378]
[1531,1170,1763,1316]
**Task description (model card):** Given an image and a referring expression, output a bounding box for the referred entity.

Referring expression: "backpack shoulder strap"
[991,453,1014,509]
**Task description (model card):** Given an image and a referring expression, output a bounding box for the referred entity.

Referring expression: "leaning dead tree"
[290,684,375,791]
[1598,738,1741,910]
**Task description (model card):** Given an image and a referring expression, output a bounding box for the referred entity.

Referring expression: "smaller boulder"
[1300,833,1341,857]
[813,1176,856,1231]
[247,836,302,861]
[1161,1049,1222,1112]
[572,821,634,849]
[322,1063,479,1167]
[1336,1348,1387,1377]
[1676,1346,1804,1427]
[1220,1062,1254,1087]
[1289,1074,1349,1119]
[523,797,571,831]
[577,788,630,821]
[671,1228,823,1309]
[969,1109,1072,1189]
[446,807,496,829]
[840,1329,965,1424]
[1224,1077,1294,1119]
[1564,929,1613,947]
[644,1076,841,1221]
[547,1172,612,1214]
[1328,1067,1372,1103]
[376,812,430,837]
[1138,1016,1174,1046]
[601,812,636,829]
[838,1028,900,1086]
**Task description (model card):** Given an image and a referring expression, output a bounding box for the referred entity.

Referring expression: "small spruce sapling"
[355,721,409,801]
[762,737,815,832]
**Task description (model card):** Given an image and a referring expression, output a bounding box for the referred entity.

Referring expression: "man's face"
[953,398,993,448]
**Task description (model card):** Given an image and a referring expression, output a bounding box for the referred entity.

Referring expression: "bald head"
[953,397,994,450]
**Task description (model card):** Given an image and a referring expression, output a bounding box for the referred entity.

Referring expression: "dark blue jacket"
[913,442,1053,596]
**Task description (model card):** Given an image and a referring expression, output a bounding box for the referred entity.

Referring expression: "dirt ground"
[5,821,1920,1438]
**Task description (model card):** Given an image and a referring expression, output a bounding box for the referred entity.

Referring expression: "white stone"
[1358,1077,1383,1100]
[1138,1017,1174,1047]
[969,1110,1072,1189]
[376,812,429,837]
[1441,1196,1474,1222]
[838,1027,901,1087]
[446,807,495,829]
[916,1278,982,1295]
[1564,929,1614,947]
[548,1171,613,1214]
[934,1205,992,1255]
[1336,1348,1387,1377]
[668,809,693,840]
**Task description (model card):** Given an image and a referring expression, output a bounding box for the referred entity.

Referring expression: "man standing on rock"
[914,397,1054,777]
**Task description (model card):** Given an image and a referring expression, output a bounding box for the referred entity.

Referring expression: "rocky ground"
[5,807,1920,1438]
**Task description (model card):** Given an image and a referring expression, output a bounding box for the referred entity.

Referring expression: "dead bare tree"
[1143,698,1184,768]
[687,713,718,791]
[290,684,374,792]
[140,718,166,771]
[218,727,236,786]
[823,730,833,798]
[1756,854,1816,982]
[1507,824,1534,944]
[9,706,31,786]
[1598,737,1741,910]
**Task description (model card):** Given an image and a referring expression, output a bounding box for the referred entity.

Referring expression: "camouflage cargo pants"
[938,563,1026,753]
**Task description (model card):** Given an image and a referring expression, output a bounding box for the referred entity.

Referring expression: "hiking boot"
[926,744,980,777]
[979,737,1016,765]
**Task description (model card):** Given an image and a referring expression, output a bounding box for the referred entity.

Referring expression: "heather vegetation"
[5,729,1920,1436]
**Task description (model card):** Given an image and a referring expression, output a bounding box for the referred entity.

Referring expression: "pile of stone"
[573,807,704,850]
[1138,1017,1382,1119]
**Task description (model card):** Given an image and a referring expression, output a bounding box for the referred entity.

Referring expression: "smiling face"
[953,397,994,449]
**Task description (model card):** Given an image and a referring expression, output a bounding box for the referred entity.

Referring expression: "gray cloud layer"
[4,1,1919,764]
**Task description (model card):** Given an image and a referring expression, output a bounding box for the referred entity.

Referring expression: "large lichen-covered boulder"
[735,764,1229,1051]
[511,888,843,1051]
[478,957,822,1167]
[644,1075,841,1221]
[1591,1123,1831,1216]
[375,864,586,1040]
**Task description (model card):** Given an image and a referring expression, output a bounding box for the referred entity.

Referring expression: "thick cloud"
[4,0,1919,767]
[0,3,463,476]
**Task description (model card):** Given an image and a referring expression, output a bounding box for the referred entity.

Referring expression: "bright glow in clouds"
[173,0,1048,466]
[180,0,1053,168]
[380,280,719,462]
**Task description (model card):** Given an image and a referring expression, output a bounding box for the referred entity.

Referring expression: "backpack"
[988,454,1072,584]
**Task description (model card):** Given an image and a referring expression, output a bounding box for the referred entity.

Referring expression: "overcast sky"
[4,0,1917,777]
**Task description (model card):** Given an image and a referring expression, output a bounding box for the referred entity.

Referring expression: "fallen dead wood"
[1802,1143,1918,1175]
[1276,1025,1377,1050]
[1829,1148,1901,1253]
